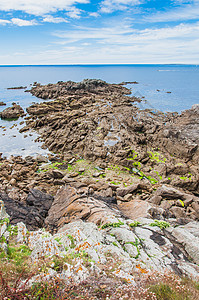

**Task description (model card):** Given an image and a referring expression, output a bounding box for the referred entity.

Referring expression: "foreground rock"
[1,200,199,289]
[0,189,54,230]
[0,102,25,119]
[44,184,199,277]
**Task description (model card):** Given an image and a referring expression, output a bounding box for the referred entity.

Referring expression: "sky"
[0,0,199,64]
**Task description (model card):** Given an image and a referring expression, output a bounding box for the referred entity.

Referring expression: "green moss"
[129,150,138,160]
[154,170,163,180]
[109,164,121,172]
[112,242,119,247]
[99,173,106,178]
[125,238,141,259]
[67,234,76,248]
[41,233,51,239]
[133,161,141,168]
[101,220,124,229]
[0,217,10,225]
[54,237,62,245]
[147,175,158,184]
[7,225,18,236]
[149,220,170,230]
[110,181,121,185]
[179,176,188,181]
[129,221,141,227]
[148,151,167,163]
[179,174,192,181]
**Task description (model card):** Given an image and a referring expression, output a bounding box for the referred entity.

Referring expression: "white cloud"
[89,12,100,17]
[146,2,199,22]
[43,15,68,23]
[50,22,199,63]
[0,0,89,16]
[0,17,37,26]
[0,19,11,25]
[53,23,133,40]
[2,35,199,64]
[11,18,38,26]
[130,22,199,42]
[66,7,82,18]
[53,22,199,44]
[100,0,142,13]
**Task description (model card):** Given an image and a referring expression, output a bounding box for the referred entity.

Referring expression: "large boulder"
[0,102,25,119]
[45,185,122,232]
[1,189,54,230]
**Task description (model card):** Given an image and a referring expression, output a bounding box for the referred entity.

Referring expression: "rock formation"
[0,79,199,296]
[0,102,25,119]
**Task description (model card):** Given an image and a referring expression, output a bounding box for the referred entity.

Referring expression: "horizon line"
[0,63,198,67]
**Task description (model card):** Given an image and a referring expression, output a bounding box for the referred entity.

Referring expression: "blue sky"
[0,0,199,64]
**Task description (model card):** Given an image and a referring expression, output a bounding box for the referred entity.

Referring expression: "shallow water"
[0,65,198,157]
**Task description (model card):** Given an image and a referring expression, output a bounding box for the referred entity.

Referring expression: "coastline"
[0,78,199,298]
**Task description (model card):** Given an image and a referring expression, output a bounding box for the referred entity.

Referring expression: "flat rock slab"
[118,200,152,219]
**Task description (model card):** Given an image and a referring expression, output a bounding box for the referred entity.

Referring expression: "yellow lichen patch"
[76,266,83,272]
[136,264,148,274]
[75,241,91,251]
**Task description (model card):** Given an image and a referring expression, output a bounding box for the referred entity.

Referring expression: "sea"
[0,64,198,157]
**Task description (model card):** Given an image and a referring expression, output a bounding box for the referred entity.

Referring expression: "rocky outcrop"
[45,182,199,232]
[0,152,198,225]
[1,200,199,284]
[0,101,6,106]
[27,79,131,100]
[1,189,54,230]
[1,79,199,296]
[0,102,25,119]
[45,185,121,232]
[21,79,199,195]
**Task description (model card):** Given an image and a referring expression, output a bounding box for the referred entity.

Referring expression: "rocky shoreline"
[0,79,199,298]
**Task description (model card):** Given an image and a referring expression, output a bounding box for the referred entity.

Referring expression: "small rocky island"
[0,79,199,299]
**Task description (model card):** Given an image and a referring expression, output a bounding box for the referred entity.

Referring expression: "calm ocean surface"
[0,65,198,157]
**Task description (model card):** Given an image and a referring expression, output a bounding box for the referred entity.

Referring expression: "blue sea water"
[0,64,198,157]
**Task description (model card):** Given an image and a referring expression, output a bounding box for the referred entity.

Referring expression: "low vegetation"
[149,220,170,230]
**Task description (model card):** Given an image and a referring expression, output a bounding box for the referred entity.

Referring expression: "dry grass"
[1,235,199,300]
[1,260,199,300]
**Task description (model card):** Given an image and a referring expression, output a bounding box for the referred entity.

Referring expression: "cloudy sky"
[0,0,199,64]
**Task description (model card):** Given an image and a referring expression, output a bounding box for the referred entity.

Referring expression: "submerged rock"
[7,86,27,90]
